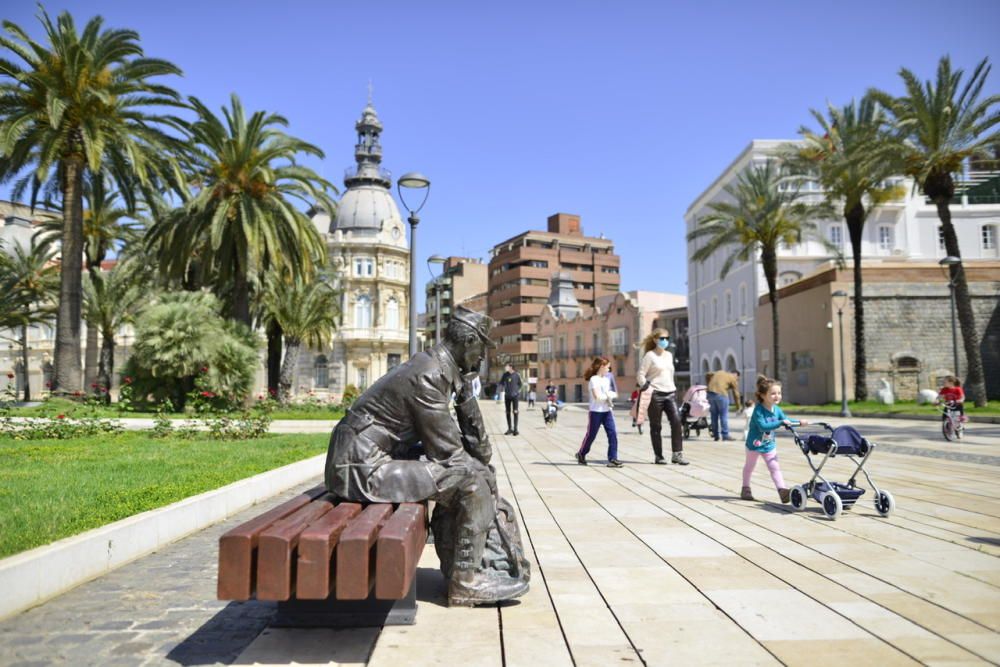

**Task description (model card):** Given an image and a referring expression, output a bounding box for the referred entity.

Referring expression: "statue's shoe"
[448,571,530,607]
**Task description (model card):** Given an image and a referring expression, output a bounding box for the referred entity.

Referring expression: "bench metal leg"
[273,581,417,627]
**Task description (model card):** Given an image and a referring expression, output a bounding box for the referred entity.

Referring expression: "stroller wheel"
[874,490,895,517]
[790,485,807,510]
[821,491,843,520]
[683,424,690,439]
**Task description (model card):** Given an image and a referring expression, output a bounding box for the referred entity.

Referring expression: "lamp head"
[397,172,431,215]
[831,289,849,311]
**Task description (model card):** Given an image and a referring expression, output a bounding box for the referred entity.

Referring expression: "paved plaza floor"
[1,402,998,666]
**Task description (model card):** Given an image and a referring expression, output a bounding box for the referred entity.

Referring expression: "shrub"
[122,291,259,411]
[342,384,360,408]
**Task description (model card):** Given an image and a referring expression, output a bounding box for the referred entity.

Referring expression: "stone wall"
[861,282,1000,400]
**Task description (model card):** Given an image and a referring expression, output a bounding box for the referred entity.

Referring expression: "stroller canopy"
[806,425,869,456]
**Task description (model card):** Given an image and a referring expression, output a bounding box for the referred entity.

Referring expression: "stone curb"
[0,452,326,622]
[794,409,1000,424]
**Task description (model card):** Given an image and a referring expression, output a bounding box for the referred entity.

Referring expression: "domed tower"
[305,98,410,400]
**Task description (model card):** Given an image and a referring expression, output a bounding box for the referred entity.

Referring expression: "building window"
[592,331,601,355]
[355,294,372,328]
[574,334,583,356]
[938,226,946,252]
[982,225,997,251]
[829,224,843,247]
[388,353,401,369]
[539,337,552,355]
[877,225,893,252]
[385,298,399,330]
[354,257,374,277]
[610,327,628,355]
[779,271,802,286]
[724,291,733,323]
[739,283,748,317]
[712,297,719,327]
[314,355,329,388]
[357,367,368,390]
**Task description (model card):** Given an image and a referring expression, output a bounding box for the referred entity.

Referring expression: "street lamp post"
[736,318,748,399]
[938,256,961,376]
[397,172,431,358]
[832,290,851,418]
[427,255,446,345]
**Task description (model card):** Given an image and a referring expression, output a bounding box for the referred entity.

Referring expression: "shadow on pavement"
[166,601,275,665]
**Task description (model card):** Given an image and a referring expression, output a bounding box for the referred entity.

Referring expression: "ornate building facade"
[302,101,410,398]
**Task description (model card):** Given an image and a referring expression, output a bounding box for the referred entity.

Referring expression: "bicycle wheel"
[942,417,956,441]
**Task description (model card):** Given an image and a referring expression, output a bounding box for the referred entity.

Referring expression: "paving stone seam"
[497,428,765,667]
[508,426,910,666]
[596,449,997,662]
[513,414,997,658]
[491,435,579,667]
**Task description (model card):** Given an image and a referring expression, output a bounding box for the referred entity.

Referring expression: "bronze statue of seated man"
[325,306,530,606]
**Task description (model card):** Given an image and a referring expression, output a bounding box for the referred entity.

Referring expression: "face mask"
[657,338,670,350]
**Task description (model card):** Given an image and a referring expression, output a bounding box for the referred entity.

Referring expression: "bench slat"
[336,504,392,600]
[256,495,336,601]
[295,502,362,599]
[217,484,327,600]
[375,503,427,599]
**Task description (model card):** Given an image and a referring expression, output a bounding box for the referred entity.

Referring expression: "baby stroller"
[679,384,710,439]
[785,422,894,520]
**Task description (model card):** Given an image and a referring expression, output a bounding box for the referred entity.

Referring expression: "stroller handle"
[783,421,834,435]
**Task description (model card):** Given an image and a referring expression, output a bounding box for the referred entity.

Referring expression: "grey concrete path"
[1,402,998,666]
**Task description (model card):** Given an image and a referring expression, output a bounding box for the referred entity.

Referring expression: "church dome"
[332,183,404,234]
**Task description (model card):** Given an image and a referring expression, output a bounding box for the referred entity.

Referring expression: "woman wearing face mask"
[636,328,687,465]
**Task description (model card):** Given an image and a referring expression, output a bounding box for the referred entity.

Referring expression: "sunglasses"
[658,336,670,341]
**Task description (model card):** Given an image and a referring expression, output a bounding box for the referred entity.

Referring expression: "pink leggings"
[743,449,786,489]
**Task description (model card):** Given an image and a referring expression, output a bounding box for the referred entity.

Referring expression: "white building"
[299,101,411,397]
[686,140,1000,400]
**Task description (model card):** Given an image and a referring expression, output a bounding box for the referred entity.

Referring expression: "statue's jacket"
[325,345,491,506]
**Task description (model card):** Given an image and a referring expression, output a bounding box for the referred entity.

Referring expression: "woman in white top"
[636,328,687,465]
[575,357,623,468]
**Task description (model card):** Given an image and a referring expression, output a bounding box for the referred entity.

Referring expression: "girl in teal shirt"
[741,375,808,503]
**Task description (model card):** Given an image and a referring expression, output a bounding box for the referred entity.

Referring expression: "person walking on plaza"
[500,362,523,435]
[636,329,687,465]
[576,357,623,468]
[527,386,536,408]
[741,375,805,502]
[707,369,741,441]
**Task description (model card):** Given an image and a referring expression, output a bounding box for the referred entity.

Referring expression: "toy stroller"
[679,384,710,439]
[785,422,895,520]
[542,386,560,427]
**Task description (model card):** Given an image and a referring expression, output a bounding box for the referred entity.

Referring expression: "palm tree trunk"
[278,337,302,404]
[845,202,867,401]
[53,153,85,395]
[935,198,987,406]
[267,320,282,397]
[84,320,99,393]
[97,332,114,405]
[232,266,251,327]
[761,248,780,382]
[20,323,30,403]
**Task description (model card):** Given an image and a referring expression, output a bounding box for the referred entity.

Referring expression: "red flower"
[5,372,13,379]
[45,381,51,388]
[124,376,133,384]
[90,383,98,389]
[200,391,215,398]
[200,366,209,373]
[57,414,65,419]
[101,387,109,394]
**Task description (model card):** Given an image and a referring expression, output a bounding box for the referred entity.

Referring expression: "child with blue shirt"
[741,375,808,503]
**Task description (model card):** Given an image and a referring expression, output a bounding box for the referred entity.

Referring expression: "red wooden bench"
[217,484,428,626]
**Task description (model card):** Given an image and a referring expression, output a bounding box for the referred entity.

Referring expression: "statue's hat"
[451,306,497,348]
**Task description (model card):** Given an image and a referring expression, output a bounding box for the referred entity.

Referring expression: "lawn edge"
[0,452,326,621]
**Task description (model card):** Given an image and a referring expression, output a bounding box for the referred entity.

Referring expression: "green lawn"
[0,431,328,559]
[788,399,999,417]
[5,397,343,421]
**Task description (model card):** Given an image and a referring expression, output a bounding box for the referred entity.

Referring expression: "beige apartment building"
[487,213,621,385]
[424,256,488,346]
[536,280,686,403]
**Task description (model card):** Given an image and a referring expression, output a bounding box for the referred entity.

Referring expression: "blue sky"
[4,0,999,309]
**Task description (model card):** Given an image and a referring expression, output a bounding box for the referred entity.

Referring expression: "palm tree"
[870,56,999,406]
[262,270,339,403]
[688,161,835,382]
[147,94,336,326]
[0,241,59,401]
[34,173,141,391]
[791,95,904,401]
[82,259,149,402]
[0,9,185,394]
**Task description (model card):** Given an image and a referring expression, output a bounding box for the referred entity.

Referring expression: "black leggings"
[505,396,519,430]
[647,390,683,457]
